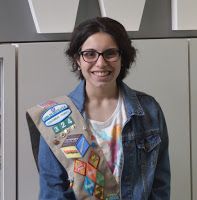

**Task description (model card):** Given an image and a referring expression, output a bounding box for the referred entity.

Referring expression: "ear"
[76,58,81,67]
[74,54,81,67]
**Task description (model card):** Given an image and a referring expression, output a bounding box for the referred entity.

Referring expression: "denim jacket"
[38,81,170,200]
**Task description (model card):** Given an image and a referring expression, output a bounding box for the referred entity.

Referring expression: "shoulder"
[27,96,69,112]
[134,90,166,129]
[135,90,161,110]
[26,95,69,124]
[121,82,164,118]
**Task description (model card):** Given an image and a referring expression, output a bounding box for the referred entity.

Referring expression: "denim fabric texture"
[38,80,170,200]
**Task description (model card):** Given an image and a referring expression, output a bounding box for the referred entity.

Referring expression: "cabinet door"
[125,39,190,200]
[190,39,197,200]
[0,45,16,200]
[17,42,78,200]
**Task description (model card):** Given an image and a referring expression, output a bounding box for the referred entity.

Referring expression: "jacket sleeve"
[148,107,171,200]
[38,136,76,200]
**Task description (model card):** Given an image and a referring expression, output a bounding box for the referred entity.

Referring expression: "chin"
[92,80,116,89]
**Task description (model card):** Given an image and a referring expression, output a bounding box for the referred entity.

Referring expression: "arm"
[149,108,171,200]
[38,136,76,200]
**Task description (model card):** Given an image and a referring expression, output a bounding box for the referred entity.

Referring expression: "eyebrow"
[80,48,96,52]
[81,48,118,52]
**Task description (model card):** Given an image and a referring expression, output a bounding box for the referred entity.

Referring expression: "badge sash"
[26,95,120,200]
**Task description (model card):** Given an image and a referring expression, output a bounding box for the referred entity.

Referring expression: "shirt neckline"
[87,92,122,128]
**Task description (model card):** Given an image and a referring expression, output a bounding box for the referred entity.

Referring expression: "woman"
[27,17,170,200]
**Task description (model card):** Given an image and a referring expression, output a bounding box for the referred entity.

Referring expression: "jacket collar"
[119,82,144,117]
[68,80,86,114]
[68,80,144,117]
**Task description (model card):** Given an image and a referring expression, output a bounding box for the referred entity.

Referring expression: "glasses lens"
[81,50,98,62]
[103,49,120,62]
[80,48,120,63]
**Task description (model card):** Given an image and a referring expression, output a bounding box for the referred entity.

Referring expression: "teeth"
[93,71,110,76]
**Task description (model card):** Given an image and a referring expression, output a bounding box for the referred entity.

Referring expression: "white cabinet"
[0,45,16,200]
[190,39,197,200]
[126,39,191,200]
[17,42,78,200]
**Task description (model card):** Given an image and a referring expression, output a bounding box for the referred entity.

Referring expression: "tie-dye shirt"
[87,93,127,183]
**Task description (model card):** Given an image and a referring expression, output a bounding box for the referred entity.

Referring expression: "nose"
[95,54,107,66]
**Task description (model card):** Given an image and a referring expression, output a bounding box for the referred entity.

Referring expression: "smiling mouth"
[92,71,111,77]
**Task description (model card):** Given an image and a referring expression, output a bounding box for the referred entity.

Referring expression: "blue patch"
[41,104,72,127]
[106,194,120,200]
[76,135,90,157]
[84,176,95,195]
[91,142,97,148]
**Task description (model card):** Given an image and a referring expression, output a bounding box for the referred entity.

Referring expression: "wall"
[1,0,197,43]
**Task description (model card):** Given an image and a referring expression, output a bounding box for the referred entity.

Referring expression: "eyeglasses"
[79,48,121,63]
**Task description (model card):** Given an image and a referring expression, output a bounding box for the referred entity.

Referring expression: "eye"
[104,49,119,59]
[82,51,97,59]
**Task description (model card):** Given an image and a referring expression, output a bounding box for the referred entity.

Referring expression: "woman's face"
[77,32,121,90]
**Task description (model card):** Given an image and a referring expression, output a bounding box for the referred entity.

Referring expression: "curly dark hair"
[66,17,136,82]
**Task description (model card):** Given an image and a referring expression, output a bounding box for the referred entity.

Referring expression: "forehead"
[81,32,118,51]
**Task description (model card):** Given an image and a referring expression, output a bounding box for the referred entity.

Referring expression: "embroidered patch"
[52,125,61,134]
[88,151,100,169]
[52,116,75,134]
[61,134,89,158]
[38,100,57,109]
[96,171,105,187]
[41,104,72,127]
[61,146,81,158]
[84,176,95,196]
[94,184,104,200]
[74,160,86,176]
[106,194,120,200]
[91,142,97,148]
[91,134,96,141]
[86,163,97,182]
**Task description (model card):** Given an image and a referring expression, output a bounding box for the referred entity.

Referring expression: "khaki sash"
[26,96,120,200]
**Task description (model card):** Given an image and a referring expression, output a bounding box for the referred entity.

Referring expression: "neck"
[84,82,120,121]
[85,82,119,101]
